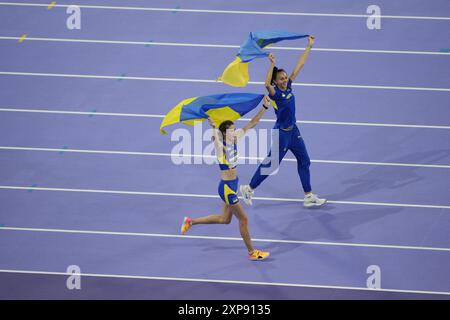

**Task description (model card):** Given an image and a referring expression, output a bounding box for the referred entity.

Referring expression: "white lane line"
[1,185,449,210]
[0,269,448,296]
[1,146,450,170]
[1,107,449,130]
[1,226,450,252]
[296,120,450,130]
[0,107,167,119]
[1,36,449,56]
[0,2,449,21]
[310,159,450,169]
[1,71,449,92]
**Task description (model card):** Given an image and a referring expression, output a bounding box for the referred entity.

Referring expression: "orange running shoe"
[249,249,270,261]
[181,217,192,235]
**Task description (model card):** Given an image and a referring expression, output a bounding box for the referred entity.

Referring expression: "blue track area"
[0,0,449,299]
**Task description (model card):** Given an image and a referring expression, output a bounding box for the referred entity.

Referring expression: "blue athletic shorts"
[218,178,239,205]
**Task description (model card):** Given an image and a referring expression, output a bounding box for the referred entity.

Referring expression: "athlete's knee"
[238,215,249,226]
[298,155,310,168]
[221,216,232,224]
[303,157,311,168]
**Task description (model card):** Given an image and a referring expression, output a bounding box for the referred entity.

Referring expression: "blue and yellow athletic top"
[218,139,239,171]
[269,79,296,130]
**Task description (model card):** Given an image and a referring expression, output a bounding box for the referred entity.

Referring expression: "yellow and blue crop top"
[218,139,239,171]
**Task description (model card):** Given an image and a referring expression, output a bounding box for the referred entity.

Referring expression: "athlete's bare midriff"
[220,168,237,181]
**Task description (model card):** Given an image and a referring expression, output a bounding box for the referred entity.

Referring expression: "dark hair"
[218,120,234,142]
[217,120,235,158]
[271,66,287,85]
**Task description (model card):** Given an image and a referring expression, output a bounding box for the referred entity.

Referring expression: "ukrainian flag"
[219,31,309,87]
[160,93,264,134]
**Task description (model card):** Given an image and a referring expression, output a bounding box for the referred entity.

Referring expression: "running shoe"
[181,217,192,235]
[303,193,327,208]
[239,185,254,205]
[249,249,270,261]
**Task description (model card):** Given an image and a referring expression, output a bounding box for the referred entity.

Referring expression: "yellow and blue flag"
[219,31,309,87]
[160,93,264,134]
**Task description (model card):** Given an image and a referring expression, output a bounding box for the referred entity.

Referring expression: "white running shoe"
[303,193,327,208]
[239,185,254,205]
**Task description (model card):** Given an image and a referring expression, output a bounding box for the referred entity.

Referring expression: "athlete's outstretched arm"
[290,36,315,82]
[237,96,270,139]
[264,54,276,97]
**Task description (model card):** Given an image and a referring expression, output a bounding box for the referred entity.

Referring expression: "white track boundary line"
[1,146,449,170]
[1,36,449,56]
[0,72,449,92]
[0,185,449,210]
[0,269,448,296]
[0,2,449,21]
[1,107,449,130]
[1,226,450,252]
